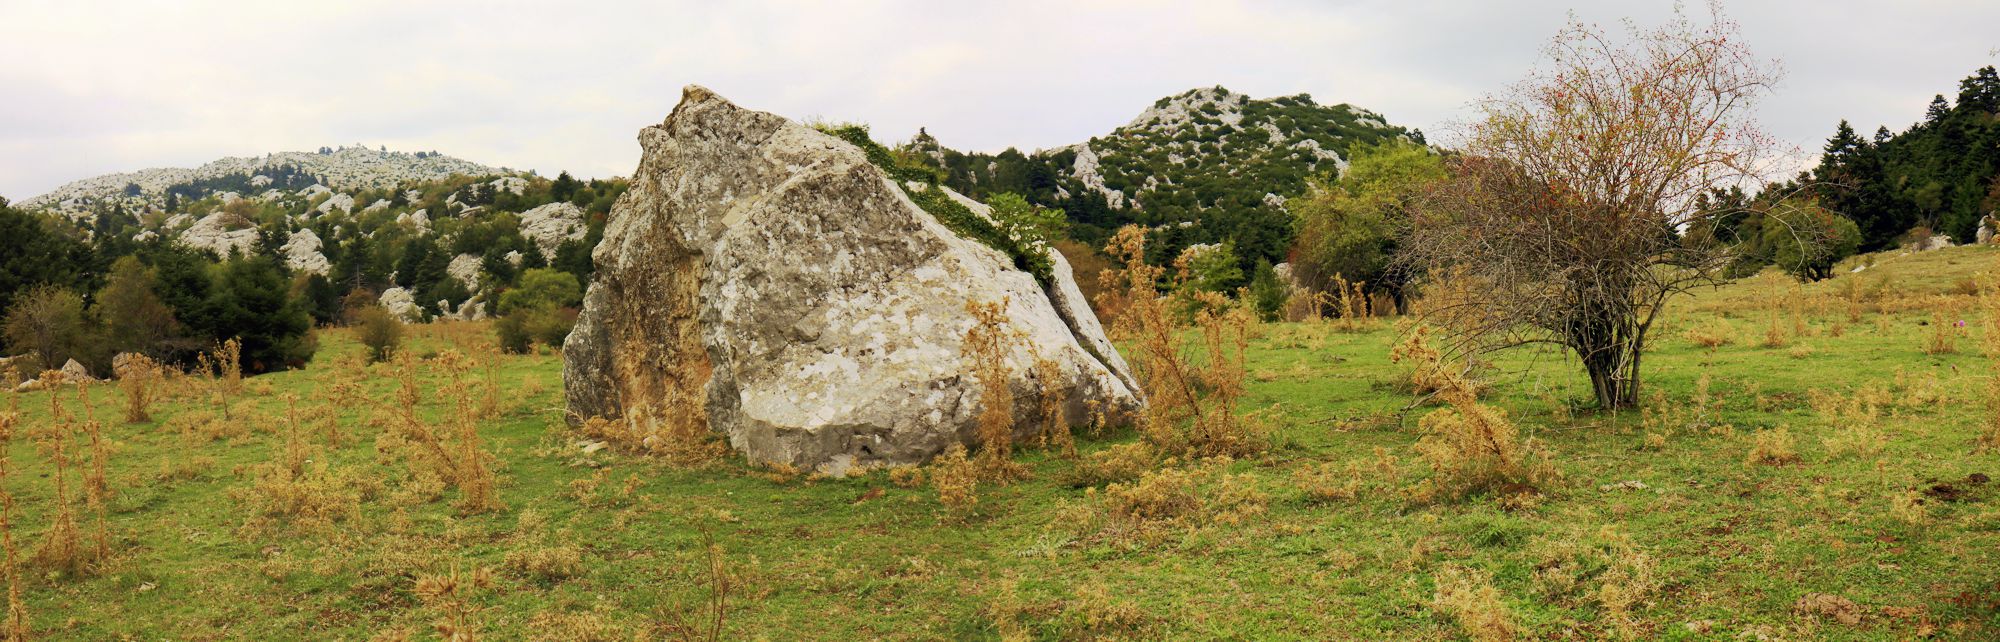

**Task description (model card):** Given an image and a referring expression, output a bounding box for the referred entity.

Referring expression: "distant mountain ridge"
[23,145,512,215]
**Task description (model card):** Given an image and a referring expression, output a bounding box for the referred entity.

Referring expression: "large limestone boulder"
[564,86,1140,473]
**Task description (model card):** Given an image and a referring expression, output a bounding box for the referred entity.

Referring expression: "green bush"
[351,305,404,363]
[496,313,532,354]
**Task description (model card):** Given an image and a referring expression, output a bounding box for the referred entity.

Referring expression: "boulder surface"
[564,86,1140,473]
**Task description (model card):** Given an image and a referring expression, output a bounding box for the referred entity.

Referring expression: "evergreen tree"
[552,171,578,202]
[204,255,314,374]
[0,198,93,324]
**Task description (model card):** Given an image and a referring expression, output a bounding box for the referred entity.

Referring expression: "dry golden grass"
[1745,426,1799,466]
[1923,311,1961,355]
[1432,564,1518,642]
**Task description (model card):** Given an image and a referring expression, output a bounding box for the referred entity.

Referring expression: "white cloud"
[2,0,1995,199]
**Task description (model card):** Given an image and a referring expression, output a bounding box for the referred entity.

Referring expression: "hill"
[900,86,1421,269]
[23,145,511,221]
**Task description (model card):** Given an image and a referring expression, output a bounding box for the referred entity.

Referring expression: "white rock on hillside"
[563,86,1141,474]
[316,193,355,215]
[491,176,528,196]
[282,229,330,275]
[397,209,430,231]
[179,213,260,258]
[378,287,419,321]
[448,253,483,290]
[519,202,586,257]
[1065,143,1127,209]
[23,147,510,213]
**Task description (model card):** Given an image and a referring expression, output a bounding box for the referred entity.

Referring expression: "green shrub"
[351,305,404,363]
[496,313,532,354]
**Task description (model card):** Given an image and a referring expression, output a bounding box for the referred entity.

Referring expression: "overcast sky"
[2,0,1995,200]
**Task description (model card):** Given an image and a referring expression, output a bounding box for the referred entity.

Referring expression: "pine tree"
[1925,94,1952,124]
[204,256,314,374]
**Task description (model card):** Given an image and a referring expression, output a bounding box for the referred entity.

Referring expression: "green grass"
[5,245,2000,640]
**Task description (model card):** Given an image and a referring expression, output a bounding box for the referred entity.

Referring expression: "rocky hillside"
[23,145,509,220]
[900,86,1419,268]
[13,144,626,325]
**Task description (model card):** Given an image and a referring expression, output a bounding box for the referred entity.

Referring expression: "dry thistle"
[414,565,497,642]
[1408,388,1559,505]
[115,352,163,423]
[1031,353,1075,458]
[0,393,27,639]
[1924,312,1960,355]
[32,374,85,574]
[77,383,113,565]
[654,526,734,642]
[963,299,1027,482]
[927,443,979,522]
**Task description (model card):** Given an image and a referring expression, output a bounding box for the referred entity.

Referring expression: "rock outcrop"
[519,202,587,257]
[564,86,1141,473]
[379,287,419,321]
[282,229,330,275]
[179,213,260,258]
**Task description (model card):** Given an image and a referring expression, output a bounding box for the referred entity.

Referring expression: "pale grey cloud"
[2,0,1995,199]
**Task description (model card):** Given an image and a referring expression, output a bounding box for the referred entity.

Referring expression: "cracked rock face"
[563,86,1141,473]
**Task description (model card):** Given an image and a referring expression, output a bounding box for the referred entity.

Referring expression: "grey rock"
[563,86,1141,474]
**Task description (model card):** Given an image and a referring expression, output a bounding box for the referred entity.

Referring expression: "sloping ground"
[5,248,2000,639]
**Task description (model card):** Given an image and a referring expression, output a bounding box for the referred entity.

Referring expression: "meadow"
[4,244,1999,640]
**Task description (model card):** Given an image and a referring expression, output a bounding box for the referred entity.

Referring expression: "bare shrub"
[1401,7,1781,408]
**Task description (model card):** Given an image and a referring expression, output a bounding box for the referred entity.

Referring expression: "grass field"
[5,244,2000,640]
